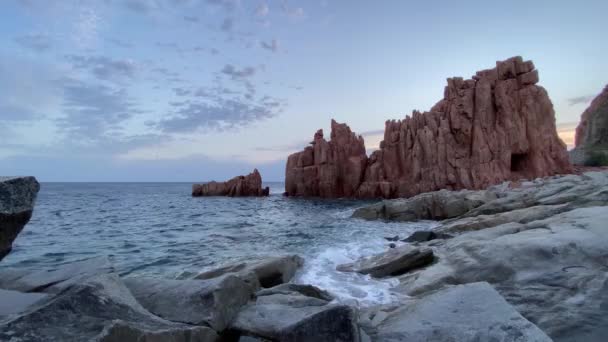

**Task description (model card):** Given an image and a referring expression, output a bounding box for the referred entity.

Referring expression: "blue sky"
[1,0,606,181]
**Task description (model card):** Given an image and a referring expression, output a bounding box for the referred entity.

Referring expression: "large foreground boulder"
[570,84,608,165]
[367,282,551,341]
[286,56,572,198]
[0,176,40,261]
[192,169,269,197]
[396,206,608,342]
[124,275,251,332]
[195,255,304,291]
[228,284,359,341]
[0,274,217,342]
[0,289,47,318]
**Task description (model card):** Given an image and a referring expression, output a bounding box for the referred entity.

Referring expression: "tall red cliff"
[285,56,572,198]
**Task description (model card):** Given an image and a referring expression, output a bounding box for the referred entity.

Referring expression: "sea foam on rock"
[285,56,572,199]
[0,176,40,261]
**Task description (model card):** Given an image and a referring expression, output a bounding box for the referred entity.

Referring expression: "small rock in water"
[389,243,396,249]
[384,235,399,242]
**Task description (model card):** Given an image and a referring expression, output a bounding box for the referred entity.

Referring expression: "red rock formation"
[285,56,572,198]
[284,120,368,197]
[570,84,608,165]
[192,169,269,197]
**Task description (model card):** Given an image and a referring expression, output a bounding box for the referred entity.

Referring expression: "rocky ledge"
[349,170,608,341]
[285,56,572,199]
[0,176,40,261]
[192,169,270,197]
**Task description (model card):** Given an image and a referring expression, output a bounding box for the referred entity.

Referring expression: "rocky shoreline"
[2,171,608,341]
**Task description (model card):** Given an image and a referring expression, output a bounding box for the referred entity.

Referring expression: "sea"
[2,182,436,306]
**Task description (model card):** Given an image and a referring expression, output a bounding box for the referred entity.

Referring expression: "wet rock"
[0,176,40,261]
[256,283,333,302]
[372,282,551,341]
[192,169,270,197]
[388,243,396,248]
[195,255,304,291]
[229,286,359,341]
[0,289,47,318]
[384,235,399,241]
[124,275,251,332]
[0,274,217,342]
[337,245,434,278]
[0,256,114,293]
[402,230,451,243]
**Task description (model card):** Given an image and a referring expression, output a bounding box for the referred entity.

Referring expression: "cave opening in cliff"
[511,153,529,173]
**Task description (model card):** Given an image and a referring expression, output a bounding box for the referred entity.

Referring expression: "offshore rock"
[285,57,572,198]
[570,84,608,165]
[285,120,368,197]
[192,169,269,197]
[0,176,40,261]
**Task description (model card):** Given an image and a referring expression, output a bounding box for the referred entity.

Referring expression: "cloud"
[107,37,134,48]
[206,0,239,12]
[260,39,279,52]
[221,17,234,31]
[256,2,269,16]
[184,15,200,22]
[568,95,595,106]
[156,96,282,133]
[56,78,138,140]
[67,55,137,82]
[14,33,52,52]
[221,64,256,80]
[124,0,160,13]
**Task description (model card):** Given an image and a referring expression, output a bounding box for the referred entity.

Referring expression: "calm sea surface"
[2,182,435,305]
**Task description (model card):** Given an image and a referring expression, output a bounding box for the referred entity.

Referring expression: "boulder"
[195,255,304,291]
[402,230,451,243]
[0,256,114,293]
[123,275,251,332]
[228,285,359,341]
[337,244,434,278]
[0,274,217,342]
[192,169,270,197]
[255,283,333,302]
[285,56,572,199]
[353,189,497,221]
[370,282,551,341]
[570,84,608,165]
[396,206,608,341]
[0,176,40,261]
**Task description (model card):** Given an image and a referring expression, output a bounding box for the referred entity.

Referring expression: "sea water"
[2,182,435,306]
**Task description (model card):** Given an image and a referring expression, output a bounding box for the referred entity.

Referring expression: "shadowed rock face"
[571,84,608,165]
[285,56,572,198]
[192,169,270,197]
[0,176,40,261]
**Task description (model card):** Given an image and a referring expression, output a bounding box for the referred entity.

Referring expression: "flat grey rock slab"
[0,289,47,318]
[374,282,552,341]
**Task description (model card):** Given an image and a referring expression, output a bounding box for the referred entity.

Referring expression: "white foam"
[294,240,405,307]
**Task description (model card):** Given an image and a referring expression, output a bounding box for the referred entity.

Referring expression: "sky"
[1,0,607,182]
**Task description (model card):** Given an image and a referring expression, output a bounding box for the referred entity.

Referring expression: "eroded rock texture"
[570,84,608,165]
[285,56,572,198]
[192,169,269,197]
[284,120,368,197]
